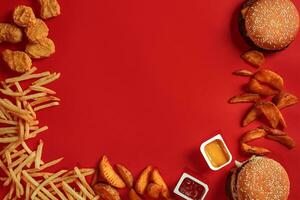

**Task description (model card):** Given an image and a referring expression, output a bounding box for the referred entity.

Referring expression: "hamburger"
[238,0,299,51]
[226,156,290,200]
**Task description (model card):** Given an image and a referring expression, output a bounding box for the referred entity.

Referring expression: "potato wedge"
[266,135,295,149]
[240,143,271,156]
[93,183,121,200]
[242,104,260,127]
[229,93,261,103]
[135,165,153,195]
[260,125,287,136]
[254,69,284,91]
[233,69,254,77]
[241,50,265,68]
[115,164,134,188]
[240,128,266,143]
[147,183,162,199]
[273,92,298,110]
[256,101,287,129]
[99,156,126,188]
[151,169,170,198]
[129,189,142,200]
[248,78,279,96]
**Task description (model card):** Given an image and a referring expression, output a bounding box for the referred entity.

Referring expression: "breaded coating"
[25,38,55,59]
[13,5,37,27]
[38,0,61,19]
[25,19,49,43]
[2,49,32,73]
[0,23,23,43]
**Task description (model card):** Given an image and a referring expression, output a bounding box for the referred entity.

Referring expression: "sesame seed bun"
[226,157,290,200]
[239,0,299,51]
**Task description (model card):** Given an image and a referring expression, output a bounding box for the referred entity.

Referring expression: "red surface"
[1,0,300,199]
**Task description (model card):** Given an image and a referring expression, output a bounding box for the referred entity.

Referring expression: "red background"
[1,0,300,199]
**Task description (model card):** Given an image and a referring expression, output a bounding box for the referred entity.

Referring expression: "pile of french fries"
[0,68,99,199]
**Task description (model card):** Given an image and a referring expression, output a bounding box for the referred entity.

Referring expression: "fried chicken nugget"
[229,93,261,104]
[241,50,265,68]
[2,49,32,73]
[25,38,55,59]
[147,183,162,199]
[273,92,298,110]
[129,189,142,200]
[256,101,287,129]
[254,69,284,91]
[266,135,296,149]
[151,169,170,198]
[13,5,36,27]
[93,183,121,200]
[25,19,49,43]
[115,164,134,188]
[99,156,126,189]
[240,128,266,143]
[248,78,279,96]
[38,0,61,19]
[135,165,153,195]
[242,104,260,127]
[0,23,23,43]
[240,143,271,156]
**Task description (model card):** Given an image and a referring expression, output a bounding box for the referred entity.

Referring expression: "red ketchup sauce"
[178,178,205,200]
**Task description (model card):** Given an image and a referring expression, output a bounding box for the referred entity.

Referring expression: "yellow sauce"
[204,139,229,168]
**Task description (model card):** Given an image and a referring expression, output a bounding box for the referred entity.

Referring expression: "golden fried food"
[93,183,121,200]
[129,189,142,200]
[240,128,266,143]
[233,69,254,77]
[115,164,134,188]
[248,78,279,96]
[38,0,61,19]
[99,156,126,189]
[256,101,287,129]
[135,165,153,195]
[273,92,298,110]
[242,105,260,127]
[2,49,32,73]
[25,38,55,59]
[25,19,49,43]
[229,93,261,104]
[0,23,23,43]
[13,5,36,27]
[254,69,284,91]
[260,125,287,136]
[240,143,271,156]
[266,135,295,149]
[241,50,265,68]
[150,169,170,198]
[147,183,162,199]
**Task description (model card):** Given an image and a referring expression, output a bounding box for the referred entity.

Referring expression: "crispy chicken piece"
[0,23,23,43]
[2,49,32,73]
[38,0,61,19]
[25,38,55,59]
[13,5,36,27]
[273,92,298,110]
[25,19,49,43]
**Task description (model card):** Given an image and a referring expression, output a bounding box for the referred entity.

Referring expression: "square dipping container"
[200,134,232,171]
[174,173,209,200]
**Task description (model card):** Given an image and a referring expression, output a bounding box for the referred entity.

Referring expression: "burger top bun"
[236,157,290,200]
[245,0,299,50]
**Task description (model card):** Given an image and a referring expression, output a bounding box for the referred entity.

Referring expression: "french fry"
[242,104,260,127]
[241,50,264,68]
[273,92,298,109]
[151,169,170,198]
[254,69,284,91]
[240,128,266,143]
[248,78,279,96]
[240,143,271,156]
[135,165,153,195]
[115,164,134,188]
[266,135,296,149]
[233,69,254,77]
